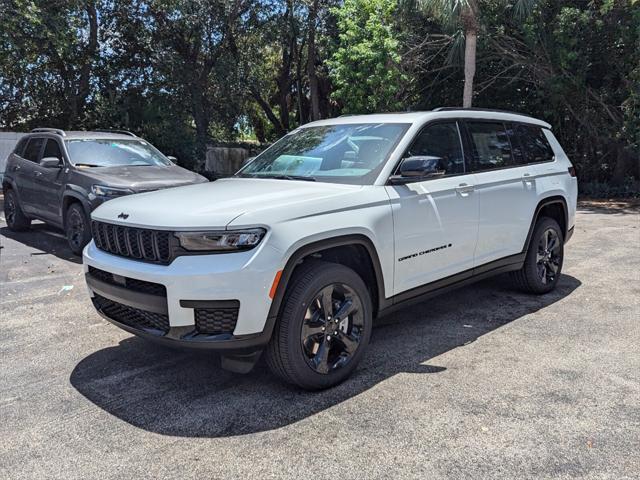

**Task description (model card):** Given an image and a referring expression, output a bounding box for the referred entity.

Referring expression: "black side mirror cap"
[40,157,62,168]
[389,156,446,184]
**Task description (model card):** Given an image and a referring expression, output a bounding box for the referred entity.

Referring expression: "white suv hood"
[91,177,363,229]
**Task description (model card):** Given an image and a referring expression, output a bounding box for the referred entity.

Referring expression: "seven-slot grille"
[91,220,173,264]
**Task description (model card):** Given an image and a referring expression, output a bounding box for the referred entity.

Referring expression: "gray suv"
[2,128,207,254]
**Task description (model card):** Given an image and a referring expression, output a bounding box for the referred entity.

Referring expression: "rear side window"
[515,125,555,164]
[22,138,45,163]
[42,139,63,161]
[13,137,28,156]
[404,121,465,175]
[466,121,514,171]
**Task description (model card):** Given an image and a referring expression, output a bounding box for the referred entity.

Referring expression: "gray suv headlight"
[175,228,266,252]
[91,185,134,197]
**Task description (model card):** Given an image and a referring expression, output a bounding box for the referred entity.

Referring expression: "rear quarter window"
[13,137,29,157]
[516,124,555,164]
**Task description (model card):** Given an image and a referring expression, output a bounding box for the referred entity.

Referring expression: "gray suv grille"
[91,221,173,264]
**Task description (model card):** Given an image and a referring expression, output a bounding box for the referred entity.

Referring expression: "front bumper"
[83,240,282,352]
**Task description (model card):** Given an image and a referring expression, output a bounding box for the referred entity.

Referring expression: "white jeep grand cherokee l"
[83,108,577,390]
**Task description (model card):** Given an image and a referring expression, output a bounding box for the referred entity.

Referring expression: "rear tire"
[266,260,373,390]
[3,188,31,231]
[66,203,91,256]
[511,216,564,294]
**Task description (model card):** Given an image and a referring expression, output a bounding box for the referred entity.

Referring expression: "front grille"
[195,305,239,335]
[93,294,169,334]
[87,266,166,297]
[91,221,173,264]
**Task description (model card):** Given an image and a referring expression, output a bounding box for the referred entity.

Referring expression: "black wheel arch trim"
[62,191,92,224]
[265,234,387,338]
[523,196,569,253]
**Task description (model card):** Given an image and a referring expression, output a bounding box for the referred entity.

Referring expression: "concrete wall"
[0,132,25,182]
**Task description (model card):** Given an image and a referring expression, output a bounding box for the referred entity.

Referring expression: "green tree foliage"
[328,0,409,113]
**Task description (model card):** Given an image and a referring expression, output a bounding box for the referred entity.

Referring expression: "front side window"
[238,123,410,185]
[22,138,45,163]
[466,121,514,171]
[65,139,171,167]
[42,139,63,161]
[402,122,465,175]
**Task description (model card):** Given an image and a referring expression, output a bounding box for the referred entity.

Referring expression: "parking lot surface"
[1,200,639,479]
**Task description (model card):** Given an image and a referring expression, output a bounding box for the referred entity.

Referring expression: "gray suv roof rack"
[93,129,137,137]
[31,128,66,136]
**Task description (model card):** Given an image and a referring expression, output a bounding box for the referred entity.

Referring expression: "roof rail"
[432,107,536,118]
[31,128,66,136]
[93,129,137,137]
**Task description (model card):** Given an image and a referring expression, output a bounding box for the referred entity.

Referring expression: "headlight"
[91,185,134,197]
[175,228,266,252]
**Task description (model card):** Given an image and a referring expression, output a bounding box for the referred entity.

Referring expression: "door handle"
[456,183,475,195]
[13,165,21,171]
[522,173,534,183]
[34,171,43,177]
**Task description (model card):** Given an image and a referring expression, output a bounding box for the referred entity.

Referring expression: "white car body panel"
[84,110,576,344]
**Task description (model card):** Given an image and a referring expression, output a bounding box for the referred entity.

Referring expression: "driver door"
[384,121,479,296]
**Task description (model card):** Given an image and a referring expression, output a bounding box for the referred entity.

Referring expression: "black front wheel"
[266,261,373,390]
[512,216,564,294]
[3,189,31,231]
[66,203,91,256]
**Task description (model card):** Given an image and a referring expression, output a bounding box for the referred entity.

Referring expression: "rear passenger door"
[463,121,539,266]
[15,137,45,215]
[386,121,479,294]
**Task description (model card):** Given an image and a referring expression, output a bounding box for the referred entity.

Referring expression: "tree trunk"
[307,0,320,121]
[461,3,479,108]
[462,28,477,108]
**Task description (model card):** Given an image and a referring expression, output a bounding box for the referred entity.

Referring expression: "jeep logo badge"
[117,212,129,219]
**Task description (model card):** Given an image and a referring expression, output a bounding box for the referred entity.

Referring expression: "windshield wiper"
[74,163,102,167]
[266,174,316,182]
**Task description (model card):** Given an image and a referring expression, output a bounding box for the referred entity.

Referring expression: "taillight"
[568,166,577,177]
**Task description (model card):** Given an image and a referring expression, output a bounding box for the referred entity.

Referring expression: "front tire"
[66,203,91,256]
[512,216,564,294]
[4,189,31,231]
[266,261,373,390]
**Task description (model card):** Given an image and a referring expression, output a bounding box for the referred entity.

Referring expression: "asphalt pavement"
[1,200,639,479]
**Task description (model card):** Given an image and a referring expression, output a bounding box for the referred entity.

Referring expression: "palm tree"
[417,0,535,107]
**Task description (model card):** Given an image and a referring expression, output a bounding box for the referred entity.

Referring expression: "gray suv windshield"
[238,123,409,185]
[65,139,172,167]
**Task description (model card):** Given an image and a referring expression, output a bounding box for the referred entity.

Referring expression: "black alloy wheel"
[300,283,365,374]
[4,189,31,231]
[66,203,91,255]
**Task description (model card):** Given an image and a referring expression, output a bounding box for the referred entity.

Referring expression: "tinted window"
[13,137,28,156]
[466,122,514,171]
[516,125,554,164]
[239,123,409,185]
[404,122,465,175]
[42,139,63,161]
[22,138,45,163]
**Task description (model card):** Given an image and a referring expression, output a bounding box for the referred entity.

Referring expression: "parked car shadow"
[0,223,81,264]
[70,273,581,438]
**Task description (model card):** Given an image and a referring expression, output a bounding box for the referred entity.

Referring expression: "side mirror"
[40,157,62,168]
[166,155,178,163]
[390,156,446,184]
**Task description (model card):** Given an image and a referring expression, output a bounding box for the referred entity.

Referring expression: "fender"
[264,234,387,336]
[61,189,92,225]
[522,195,568,253]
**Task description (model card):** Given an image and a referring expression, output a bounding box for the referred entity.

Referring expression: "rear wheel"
[4,188,31,231]
[66,203,91,255]
[512,216,564,294]
[266,261,373,390]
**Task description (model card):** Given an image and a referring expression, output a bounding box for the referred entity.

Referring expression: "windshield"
[65,139,172,167]
[238,123,410,185]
